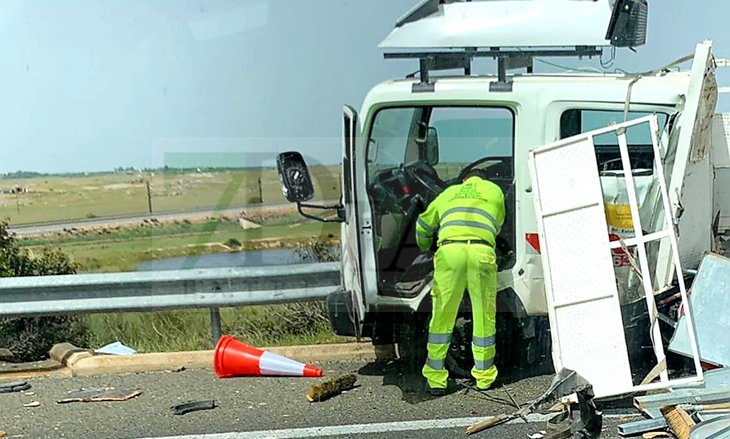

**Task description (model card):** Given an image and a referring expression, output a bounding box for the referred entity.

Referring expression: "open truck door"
[653,40,718,287]
[341,105,377,340]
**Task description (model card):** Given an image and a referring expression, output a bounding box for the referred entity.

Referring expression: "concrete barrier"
[0,341,378,380]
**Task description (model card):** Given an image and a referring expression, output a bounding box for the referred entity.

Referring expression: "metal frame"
[528,114,704,398]
[0,262,341,346]
[613,115,704,391]
[383,47,603,88]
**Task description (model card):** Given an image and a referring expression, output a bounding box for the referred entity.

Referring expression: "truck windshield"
[367,106,514,182]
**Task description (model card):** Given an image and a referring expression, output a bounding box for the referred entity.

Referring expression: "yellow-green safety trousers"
[422,241,499,390]
[414,176,505,391]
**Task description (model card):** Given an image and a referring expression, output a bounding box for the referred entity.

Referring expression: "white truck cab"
[277,0,730,378]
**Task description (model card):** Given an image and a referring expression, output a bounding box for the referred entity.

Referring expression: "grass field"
[6,167,352,354]
[18,215,346,352]
[19,212,341,272]
[1,165,341,226]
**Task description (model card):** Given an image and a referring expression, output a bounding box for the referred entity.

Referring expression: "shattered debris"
[306,373,358,402]
[617,366,730,437]
[57,387,142,404]
[170,400,217,415]
[466,368,602,437]
[669,253,730,367]
[0,381,31,393]
[94,341,136,356]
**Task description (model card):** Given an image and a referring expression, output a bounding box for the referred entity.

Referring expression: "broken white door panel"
[712,113,730,233]
[529,115,704,398]
[528,134,634,399]
[654,40,718,288]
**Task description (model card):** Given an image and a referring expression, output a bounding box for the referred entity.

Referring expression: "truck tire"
[397,295,553,382]
[444,299,554,381]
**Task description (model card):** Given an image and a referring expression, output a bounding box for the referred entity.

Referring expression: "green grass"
[1,166,341,226]
[3,166,353,355]
[18,215,349,352]
[21,215,340,273]
[84,302,350,352]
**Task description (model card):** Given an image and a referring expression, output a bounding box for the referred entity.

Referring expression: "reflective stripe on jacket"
[415,176,505,251]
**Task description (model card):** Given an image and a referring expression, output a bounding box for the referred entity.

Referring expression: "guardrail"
[0,262,342,345]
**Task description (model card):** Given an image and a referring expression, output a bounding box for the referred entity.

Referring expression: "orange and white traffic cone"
[213,335,323,378]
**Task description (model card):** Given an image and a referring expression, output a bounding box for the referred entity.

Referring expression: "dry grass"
[1,166,341,225]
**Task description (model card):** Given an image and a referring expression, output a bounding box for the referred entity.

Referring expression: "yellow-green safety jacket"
[415,176,505,251]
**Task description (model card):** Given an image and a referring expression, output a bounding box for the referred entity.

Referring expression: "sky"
[0,0,728,174]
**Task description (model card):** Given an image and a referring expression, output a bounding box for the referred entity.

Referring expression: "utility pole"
[146,181,153,213]
[258,177,263,204]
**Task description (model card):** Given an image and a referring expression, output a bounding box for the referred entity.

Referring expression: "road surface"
[1,359,642,439]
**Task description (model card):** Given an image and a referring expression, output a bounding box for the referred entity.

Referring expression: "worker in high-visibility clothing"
[415,168,506,395]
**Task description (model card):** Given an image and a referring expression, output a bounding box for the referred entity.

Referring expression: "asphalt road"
[0,359,643,439]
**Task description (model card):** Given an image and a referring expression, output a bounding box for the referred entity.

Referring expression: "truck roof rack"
[380,0,648,92]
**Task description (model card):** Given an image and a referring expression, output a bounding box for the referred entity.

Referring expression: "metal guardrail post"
[210,308,222,346]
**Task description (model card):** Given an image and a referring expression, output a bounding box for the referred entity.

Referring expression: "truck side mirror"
[276,151,315,203]
[425,127,439,166]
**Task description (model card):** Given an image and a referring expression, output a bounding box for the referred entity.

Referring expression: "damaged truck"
[276,0,730,379]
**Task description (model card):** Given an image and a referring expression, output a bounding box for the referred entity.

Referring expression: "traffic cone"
[213,335,323,378]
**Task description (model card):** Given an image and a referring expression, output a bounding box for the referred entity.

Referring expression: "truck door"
[342,105,377,339]
[654,40,718,286]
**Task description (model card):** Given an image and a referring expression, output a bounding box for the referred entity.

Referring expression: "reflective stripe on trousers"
[422,243,499,390]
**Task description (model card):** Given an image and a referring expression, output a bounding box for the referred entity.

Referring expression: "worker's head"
[463,169,490,182]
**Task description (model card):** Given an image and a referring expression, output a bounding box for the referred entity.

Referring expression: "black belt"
[440,239,492,247]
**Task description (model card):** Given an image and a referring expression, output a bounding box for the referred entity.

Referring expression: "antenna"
[380,0,649,92]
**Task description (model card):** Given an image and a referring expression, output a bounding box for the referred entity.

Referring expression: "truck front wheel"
[398,295,553,382]
[445,308,554,381]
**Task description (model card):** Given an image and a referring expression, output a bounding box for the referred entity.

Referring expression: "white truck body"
[277,0,730,376]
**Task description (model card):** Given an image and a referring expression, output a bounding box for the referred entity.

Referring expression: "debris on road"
[668,253,730,367]
[214,335,323,378]
[661,405,694,438]
[611,253,730,438]
[616,365,730,437]
[305,373,358,402]
[170,400,217,415]
[466,368,602,437]
[57,387,142,404]
[0,381,31,393]
[94,341,137,356]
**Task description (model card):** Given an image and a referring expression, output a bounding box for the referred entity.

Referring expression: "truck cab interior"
[365,105,516,298]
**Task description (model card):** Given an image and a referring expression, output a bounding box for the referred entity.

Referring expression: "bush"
[225,237,242,248]
[293,239,340,263]
[0,219,88,362]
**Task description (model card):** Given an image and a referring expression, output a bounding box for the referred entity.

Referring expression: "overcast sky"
[0,0,728,174]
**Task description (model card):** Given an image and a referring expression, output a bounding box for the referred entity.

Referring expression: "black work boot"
[428,387,446,397]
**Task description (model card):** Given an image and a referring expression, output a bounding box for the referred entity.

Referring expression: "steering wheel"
[453,156,512,184]
[402,160,447,200]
